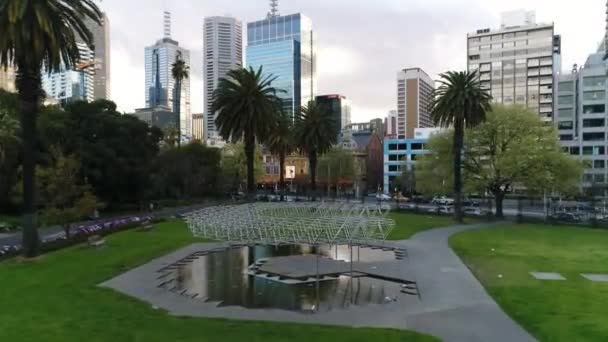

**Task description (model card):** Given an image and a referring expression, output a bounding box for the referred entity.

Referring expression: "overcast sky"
[104,0,605,122]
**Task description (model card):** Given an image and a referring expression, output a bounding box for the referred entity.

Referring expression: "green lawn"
[0,220,436,342]
[450,224,608,341]
[387,212,455,240]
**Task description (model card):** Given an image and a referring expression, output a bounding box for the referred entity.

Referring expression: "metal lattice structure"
[185,202,395,245]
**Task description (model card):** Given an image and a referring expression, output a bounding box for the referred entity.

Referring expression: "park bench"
[87,235,106,248]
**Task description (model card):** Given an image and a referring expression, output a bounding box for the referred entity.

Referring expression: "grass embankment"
[450,224,608,341]
[0,220,437,342]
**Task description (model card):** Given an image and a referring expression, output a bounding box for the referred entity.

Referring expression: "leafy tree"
[0,0,102,256]
[316,147,356,195]
[212,66,283,197]
[171,53,189,147]
[0,109,19,162]
[417,105,583,217]
[294,100,338,193]
[394,166,416,197]
[267,113,293,198]
[150,142,221,199]
[220,143,264,193]
[431,71,491,222]
[38,149,99,238]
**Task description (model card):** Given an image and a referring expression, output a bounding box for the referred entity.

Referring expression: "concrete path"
[398,222,536,342]
[102,222,536,342]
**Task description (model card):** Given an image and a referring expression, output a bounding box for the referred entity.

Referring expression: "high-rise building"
[385,110,398,138]
[145,11,191,139]
[557,53,608,192]
[131,106,176,132]
[0,67,15,92]
[396,68,434,139]
[246,4,316,120]
[83,12,111,100]
[192,113,205,141]
[315,94,351,139]
[41,42,95,104]
[204,16,242,140]
[467,10,561,121]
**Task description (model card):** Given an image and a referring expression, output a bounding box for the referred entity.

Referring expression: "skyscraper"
[204,16,242,140]
[145,11,192,138]
[396,68,434,139]
[315,94,351,139]
[192,113,205,141]
[41,42,95,104]
[83,12,111,100]
[385,110,397,138]
[467,10,561,121]
[246,2,316,120]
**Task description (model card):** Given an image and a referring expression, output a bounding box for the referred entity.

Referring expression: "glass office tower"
[246,13,316,120]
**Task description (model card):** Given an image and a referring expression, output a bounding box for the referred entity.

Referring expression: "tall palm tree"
[171,52,189,147]
[431,71,492,222]
[212,66,283,197]
[267,112,293,200]
[0,0,101,257]
[294,100,338,195]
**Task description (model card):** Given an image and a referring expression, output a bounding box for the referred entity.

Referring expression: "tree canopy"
[417,105,583,217]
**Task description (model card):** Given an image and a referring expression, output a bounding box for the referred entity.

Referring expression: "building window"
[594,160,605,169]
[583,91,606,101]
[397,144,407,150]
[584,174,593,182]
[388,155,398,161]
[583,76,607,88]
[583,118,605,128]
[559,134,573,141]
[558,108,573,118]
[388,144,398,151]
[558,95,574,105]
[583,146,605,155]
[583,132,605,141]
[583,104,606,114]
[388,165,398,172]
[558,81,574,92]
[411,154,417,161]
[558,121,573,130]
[411,143,423,150]
[570,147,580,155]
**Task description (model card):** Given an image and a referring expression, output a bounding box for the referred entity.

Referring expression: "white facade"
[203,16,243,140]
[42,43,94,103]
[145,12,191,139]
[467,10,561,121]
[396,68,434,139]
[385,110,397,137]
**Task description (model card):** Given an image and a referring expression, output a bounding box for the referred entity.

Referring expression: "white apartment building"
[42,43,95,104]
[204,16,242,140]
[396,68,434,139]
[467,10,561,121]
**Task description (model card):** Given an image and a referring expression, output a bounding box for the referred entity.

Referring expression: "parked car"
[428,206,453,214]
[376,194,392,201]
[462,199,480,207]
[432,196,454,205]
[552,212,582,222]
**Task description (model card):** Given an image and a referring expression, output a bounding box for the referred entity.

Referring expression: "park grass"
[0,220,437,342]
[387,212,455,240]
[450,224,608,341]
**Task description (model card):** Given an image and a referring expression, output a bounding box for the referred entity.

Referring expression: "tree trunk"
[453,120,464,223]
[495,191,505,219]
[64,223,71,240]
[244,134,256,199]
[175,80,181,148]
[279,153,285,201]
[16,66,41,257]
[309,151,318,195]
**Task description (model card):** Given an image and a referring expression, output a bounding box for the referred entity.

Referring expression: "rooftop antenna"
[267,0,279,18]
[163,11,171,38]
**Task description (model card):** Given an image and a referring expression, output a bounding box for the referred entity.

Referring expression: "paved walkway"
[397,222,536,342]
[102,222,536,342]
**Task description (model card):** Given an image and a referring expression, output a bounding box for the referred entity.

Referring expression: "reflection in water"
[171,245,402,312]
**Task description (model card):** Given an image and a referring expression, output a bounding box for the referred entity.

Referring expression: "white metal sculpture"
[185,202,395,245]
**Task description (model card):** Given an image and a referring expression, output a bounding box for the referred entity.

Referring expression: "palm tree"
[267,112,293,200]
[431,71,492,222]
[294,100,338,196]
[0,0,101,257]
[212,66,283,198]
[171,52,189,147]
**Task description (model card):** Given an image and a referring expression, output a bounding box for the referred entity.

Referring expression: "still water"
[169,245,403,312]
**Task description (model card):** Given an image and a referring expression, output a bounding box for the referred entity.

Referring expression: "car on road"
[376,194,392,201]
[428,206,453,214]
[432,196,454,206]
[552,212,582,223]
